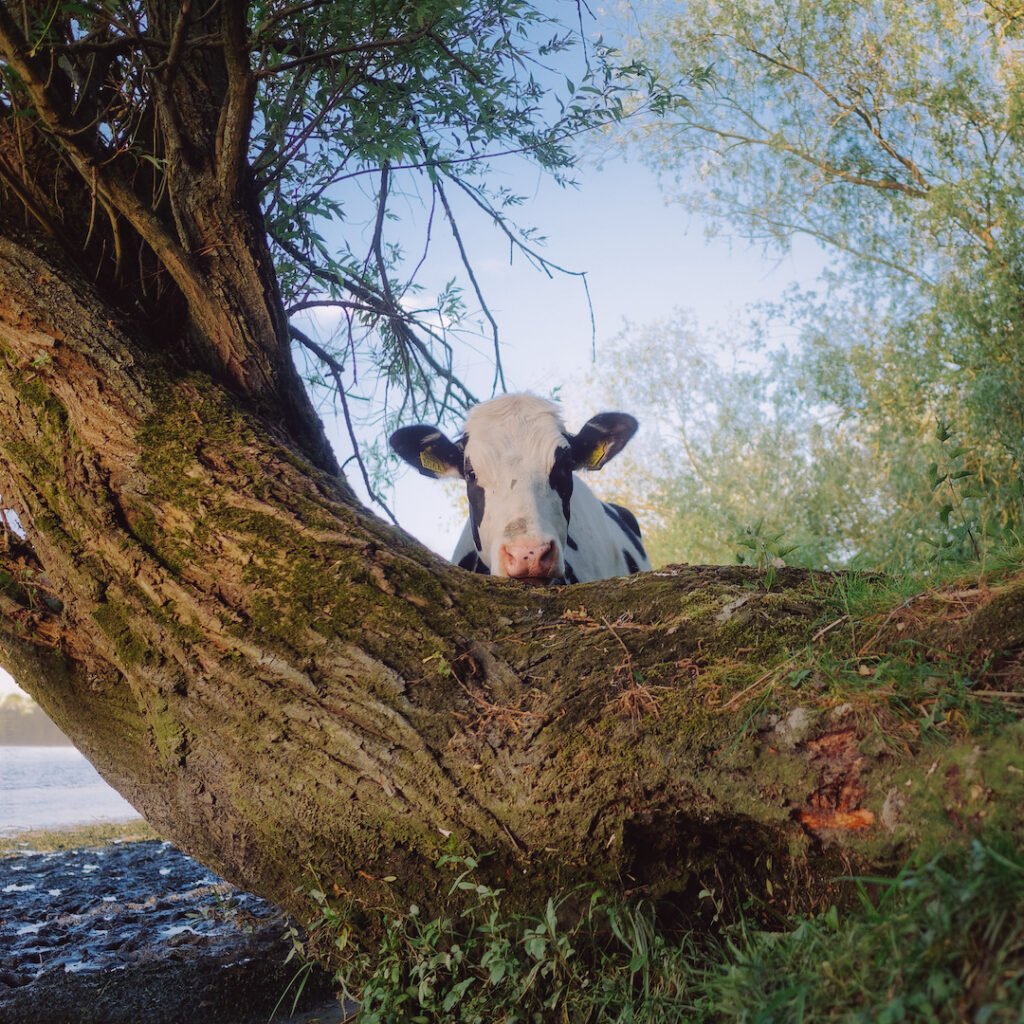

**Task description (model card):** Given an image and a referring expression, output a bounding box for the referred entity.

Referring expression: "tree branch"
[432,176,506,394]
[289,325,398,524]
[0,151,70,247]
[739,40,932,192]
[444,172,597,350]
[218,0,256,194]
[254,24,435,78]
[274,233,477,420]
[159,0,193,85]
[0,5,204,308]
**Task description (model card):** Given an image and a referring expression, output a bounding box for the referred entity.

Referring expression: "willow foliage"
[606,0,1024,567]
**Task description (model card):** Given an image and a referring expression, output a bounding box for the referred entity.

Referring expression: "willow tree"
[2,0,1024,943]
[612,0,1024,567]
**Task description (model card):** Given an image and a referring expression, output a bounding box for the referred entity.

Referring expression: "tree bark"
[3,226,1024,935]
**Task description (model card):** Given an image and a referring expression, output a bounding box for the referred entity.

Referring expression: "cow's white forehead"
[462,394,567,479]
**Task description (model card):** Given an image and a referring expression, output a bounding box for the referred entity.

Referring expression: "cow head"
[389,394,638,583]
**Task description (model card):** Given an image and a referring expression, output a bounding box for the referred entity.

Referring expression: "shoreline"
[0,819,160,853]
[1,744,142,834]
[0,821,347,1023]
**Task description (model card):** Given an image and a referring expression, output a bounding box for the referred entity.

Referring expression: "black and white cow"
[389,393,652,584]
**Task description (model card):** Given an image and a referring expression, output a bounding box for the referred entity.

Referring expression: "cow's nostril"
[537,542,556,571]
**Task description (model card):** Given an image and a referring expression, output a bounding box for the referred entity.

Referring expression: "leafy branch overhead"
[0,0,685,497]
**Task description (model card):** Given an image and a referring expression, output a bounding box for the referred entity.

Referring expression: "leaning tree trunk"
[2,0,1024,939]
[4,229,1024,930]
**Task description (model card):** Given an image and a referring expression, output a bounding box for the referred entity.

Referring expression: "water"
[0,746,139,836]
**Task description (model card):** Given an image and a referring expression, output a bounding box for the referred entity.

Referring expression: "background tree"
[608,0,1024,567]
[587,312,891,569]
[589,306,993,570]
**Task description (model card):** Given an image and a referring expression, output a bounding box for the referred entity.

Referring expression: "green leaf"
[441,977,474,1011]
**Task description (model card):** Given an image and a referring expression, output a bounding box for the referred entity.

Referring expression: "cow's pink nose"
[499,540,557,580]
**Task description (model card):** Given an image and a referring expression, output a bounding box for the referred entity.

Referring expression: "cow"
[389,393,652,584]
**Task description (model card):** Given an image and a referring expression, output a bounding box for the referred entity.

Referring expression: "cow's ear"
[569,413,639,470]
[389,426,464,479]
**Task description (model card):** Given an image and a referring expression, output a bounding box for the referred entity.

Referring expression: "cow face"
[389,394,638,583]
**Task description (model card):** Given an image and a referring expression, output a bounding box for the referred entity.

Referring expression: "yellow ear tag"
[419,451,448,475]
[584,440,609,469]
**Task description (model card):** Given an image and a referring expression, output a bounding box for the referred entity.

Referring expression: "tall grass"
[702,838,1024,1024]
[295,838,1024,1023]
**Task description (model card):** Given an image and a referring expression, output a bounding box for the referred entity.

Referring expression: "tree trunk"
[3,228,1024,934]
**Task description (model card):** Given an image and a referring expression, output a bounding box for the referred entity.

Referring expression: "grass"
[701,837,1024,1024]
[716,556,1024,754]
[293,838,1024,1024]
[0,818,158,855]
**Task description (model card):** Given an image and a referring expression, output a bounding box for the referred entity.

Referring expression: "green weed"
[701,837,1024,1024]
[298,838,1024,1023]
[733,519,799,580]
[296,853,704,1023]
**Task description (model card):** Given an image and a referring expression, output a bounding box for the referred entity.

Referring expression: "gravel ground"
[0,837,349,1024]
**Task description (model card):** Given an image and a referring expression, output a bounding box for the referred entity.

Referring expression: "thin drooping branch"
[444,174,589,280]
[289,324,399,524]
[433,176,506,394]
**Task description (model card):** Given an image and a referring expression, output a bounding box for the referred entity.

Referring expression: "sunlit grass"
[0,818,157,855]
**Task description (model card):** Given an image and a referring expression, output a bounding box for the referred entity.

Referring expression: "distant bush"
[0,693,69,745]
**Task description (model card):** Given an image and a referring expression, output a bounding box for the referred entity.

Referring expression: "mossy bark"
[4,234,1024,935]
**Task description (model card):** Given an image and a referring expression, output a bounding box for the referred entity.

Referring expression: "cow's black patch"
[389,425,463,478]
[548,445,575,526]
[566,534,579,550]
[623,549,639,574]
[563,560,579,585]
[457,550,488,574]
[604,503,647,559]
[607,502,642,540]
[465,456,486,551]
